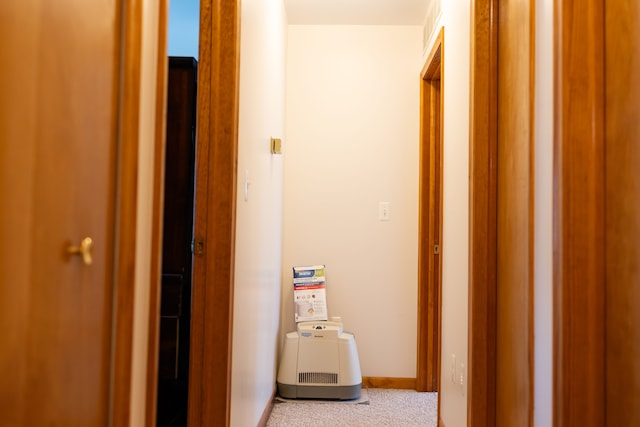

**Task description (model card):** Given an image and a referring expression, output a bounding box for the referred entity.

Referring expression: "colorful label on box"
[293,265,327,322]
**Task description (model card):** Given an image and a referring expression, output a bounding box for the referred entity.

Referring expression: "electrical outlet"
[379,202,390,221]
[244,170,250,201]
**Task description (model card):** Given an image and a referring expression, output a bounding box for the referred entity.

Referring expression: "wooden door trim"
[111,0,143,424]
[417,26,444,395]
[145,0,169,424]
[495,0,536,422]
[468,0,498,425]
[188,0,240,426]
[553,0,606,424]
[603,1,640,423]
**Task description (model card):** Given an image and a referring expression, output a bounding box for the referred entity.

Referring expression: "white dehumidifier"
[277,321,362,400]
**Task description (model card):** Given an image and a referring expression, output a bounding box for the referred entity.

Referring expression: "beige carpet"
[267,388,438,426]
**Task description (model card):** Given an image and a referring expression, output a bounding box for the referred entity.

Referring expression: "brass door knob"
[68,237,94,265]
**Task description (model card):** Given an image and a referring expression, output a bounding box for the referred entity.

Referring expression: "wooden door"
[0,0,122,424]
[554,0,640,424]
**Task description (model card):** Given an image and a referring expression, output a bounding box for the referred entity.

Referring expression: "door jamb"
[111,0,144,424]
[417,27,444,396]
[467,0,499,425]
[187,0,241,426]
[145,0,169,424]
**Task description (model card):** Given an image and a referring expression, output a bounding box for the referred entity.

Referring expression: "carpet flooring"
[266,388,438,427]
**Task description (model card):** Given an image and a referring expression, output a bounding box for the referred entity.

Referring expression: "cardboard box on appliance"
[292,264,327,322]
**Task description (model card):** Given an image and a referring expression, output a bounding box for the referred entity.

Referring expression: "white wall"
[421,1,470,426]
[230,0,287,425]
[534,0,553,425]
[283,25,423,377]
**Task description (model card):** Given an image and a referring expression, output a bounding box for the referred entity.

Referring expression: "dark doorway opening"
[156,56,198,427]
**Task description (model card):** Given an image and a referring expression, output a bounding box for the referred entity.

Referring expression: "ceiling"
[283,0,428,26]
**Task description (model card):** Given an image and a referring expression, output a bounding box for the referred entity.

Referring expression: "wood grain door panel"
[605,0,640,424]
[468,0,499,423]
[555,0,640,424]
[496,0,534,425]
[0,0,121,424]
[188,0,241,425]
[553,0,606,424]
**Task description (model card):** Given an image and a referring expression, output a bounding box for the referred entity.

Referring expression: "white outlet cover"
[379,202,390,221]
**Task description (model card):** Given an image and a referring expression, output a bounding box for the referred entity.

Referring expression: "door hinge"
[192,238,205,256]
[434,244,440,254]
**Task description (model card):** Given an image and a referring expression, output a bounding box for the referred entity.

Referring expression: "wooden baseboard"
[257,389,277,427]
[361,376,416,389]
[439,416,446,427]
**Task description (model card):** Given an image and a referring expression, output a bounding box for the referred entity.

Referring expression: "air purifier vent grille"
[298,372,338,384]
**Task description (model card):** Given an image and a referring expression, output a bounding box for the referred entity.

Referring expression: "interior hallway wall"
[231,0,287,425]
[420,1,470,426]
[283,25,422,378]
[534,0,553,424]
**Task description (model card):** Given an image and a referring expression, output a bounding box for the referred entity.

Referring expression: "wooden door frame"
[417,27,444,396]
[495,0,536,422]
[141,0,240,426]
[145,0,170,424]
[111,0,145,424]
[113,0,172,424]
[553,0,606,424]
[188,0,240,426]
[467,0,498,425]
